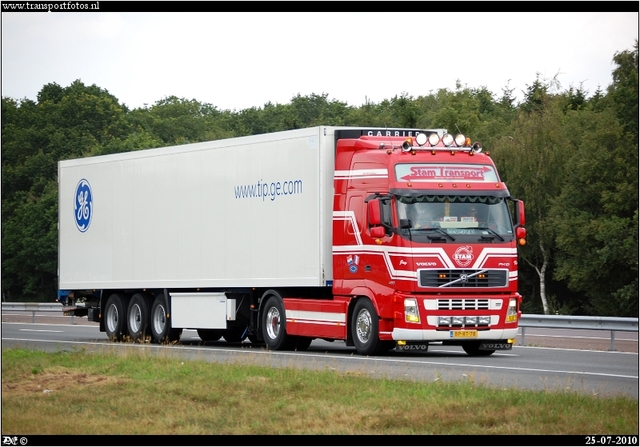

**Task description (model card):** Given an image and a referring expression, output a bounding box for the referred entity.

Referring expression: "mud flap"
[479,342,512,350]
[395,342,429,352]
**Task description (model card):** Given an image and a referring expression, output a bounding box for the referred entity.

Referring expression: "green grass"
[1,347,637,435]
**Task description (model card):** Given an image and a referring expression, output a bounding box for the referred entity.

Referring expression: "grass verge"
[1,347,638,435]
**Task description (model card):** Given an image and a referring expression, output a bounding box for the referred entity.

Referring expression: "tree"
[2,80,130,301]
[491,82,566,315]
[609,40,639,140]
[129,96,232,145]
[550,42,639,317]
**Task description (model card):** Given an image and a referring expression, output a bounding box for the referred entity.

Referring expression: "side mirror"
[371,226,386,238]
[515,199,526,245]
[367,199,382,226]
[517,200,525,226]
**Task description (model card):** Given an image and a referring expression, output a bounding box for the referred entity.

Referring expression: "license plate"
[450,330,478,338]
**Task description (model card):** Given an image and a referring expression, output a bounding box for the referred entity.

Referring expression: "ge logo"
[74,179,93,233]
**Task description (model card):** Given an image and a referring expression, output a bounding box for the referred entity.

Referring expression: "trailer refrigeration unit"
[59,126,526,356]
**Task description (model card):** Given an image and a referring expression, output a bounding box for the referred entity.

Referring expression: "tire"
[223,327,247,343]
[104,293,129,342]
[150,293,182,344]
[127,293,152,343]
[261,295,296,351]
[351,299,391,356]
[462,342,495,356]
[197,329,222,342]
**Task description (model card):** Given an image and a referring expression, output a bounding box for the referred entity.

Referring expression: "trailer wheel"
[197,329,222,342]
[127,293,152,342]
[462,342,495,356]
[261,295,296,350]
[105,293,129,342]
[351,299,392,356]
[150,294,182,344]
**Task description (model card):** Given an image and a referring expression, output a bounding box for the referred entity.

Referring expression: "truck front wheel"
[105,293,129,342]
[351,299,392,356]
[150,294,182,344]
[261,295,296,350]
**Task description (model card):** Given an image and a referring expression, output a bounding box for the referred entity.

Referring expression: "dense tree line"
[2,41,637,317]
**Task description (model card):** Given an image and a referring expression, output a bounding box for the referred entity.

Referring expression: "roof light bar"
[410,131,482,153]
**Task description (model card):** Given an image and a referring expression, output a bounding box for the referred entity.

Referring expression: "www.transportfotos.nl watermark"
[1,1,100,12]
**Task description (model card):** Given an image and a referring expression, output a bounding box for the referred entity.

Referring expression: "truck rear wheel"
[261,295,296,350]
[351,299,392,356]
[105,293,129,342]
[150,293,182,344]
[127,293,152,342]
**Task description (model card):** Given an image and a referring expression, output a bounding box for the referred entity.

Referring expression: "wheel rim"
[355,308,372,344]
[106,303,119,333]
[129,303,142,333]
[152,304,167,335]
[265,305,281,340]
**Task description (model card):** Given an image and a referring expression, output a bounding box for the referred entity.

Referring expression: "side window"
[381,198,392,232]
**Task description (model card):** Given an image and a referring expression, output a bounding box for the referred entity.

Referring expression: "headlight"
[438,316,451,326]
[428,133,441,146]
[442,133,454,147]
[506,298,518,323]
[464,316,478,326]
[404,298,420,323]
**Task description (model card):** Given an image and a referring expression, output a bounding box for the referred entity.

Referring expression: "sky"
[1,10,638,111]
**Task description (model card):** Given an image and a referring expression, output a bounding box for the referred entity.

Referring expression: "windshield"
[396,195,514,241]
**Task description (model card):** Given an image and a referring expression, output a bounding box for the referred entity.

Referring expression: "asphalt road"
[2,313,638,399]
[3,312,637,352]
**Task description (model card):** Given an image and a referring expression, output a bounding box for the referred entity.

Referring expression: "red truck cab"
[331,129,526,355]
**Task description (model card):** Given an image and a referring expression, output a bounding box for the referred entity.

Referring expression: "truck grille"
[419,269,508,288]
[437,299,490,310]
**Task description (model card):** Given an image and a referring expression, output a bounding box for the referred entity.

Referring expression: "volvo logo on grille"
[459,274,469,283]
